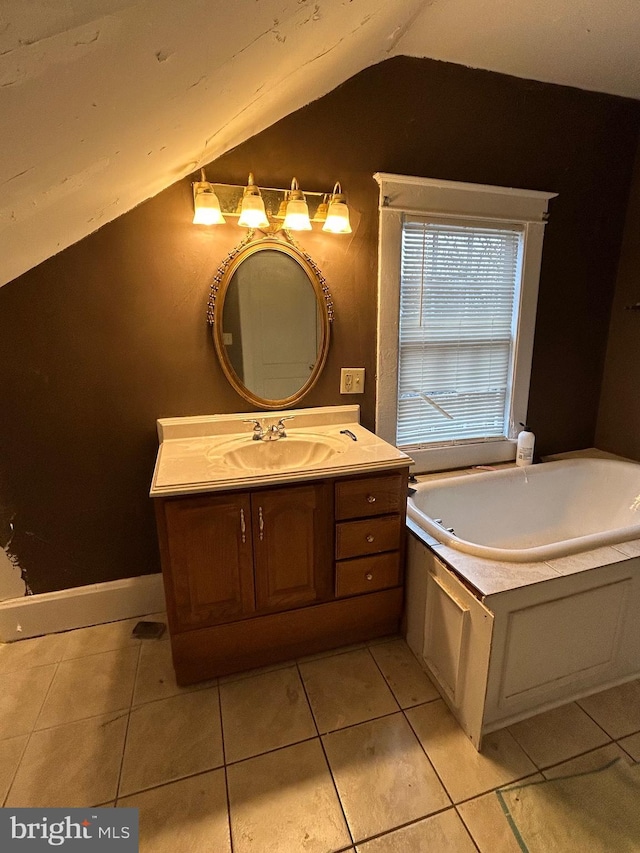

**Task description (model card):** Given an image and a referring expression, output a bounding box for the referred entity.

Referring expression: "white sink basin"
[151,407,415,496]
[208,434,346,473]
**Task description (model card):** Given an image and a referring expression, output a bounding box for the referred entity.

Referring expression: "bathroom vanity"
[150,406,411,684]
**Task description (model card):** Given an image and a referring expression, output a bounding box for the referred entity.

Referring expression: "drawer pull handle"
[240,508,246,544]
[367,495,376,503]
[258,506,264,541]
[366,534,374,543]
[365,572,373,581]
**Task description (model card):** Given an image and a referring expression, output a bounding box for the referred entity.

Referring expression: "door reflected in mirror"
[211,237,332,409]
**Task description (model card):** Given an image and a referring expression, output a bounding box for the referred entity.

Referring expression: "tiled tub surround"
[405,458,640,749]
[2,620,640,853]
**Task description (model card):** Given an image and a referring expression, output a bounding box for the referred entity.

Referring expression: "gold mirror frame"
[207,232,334,410]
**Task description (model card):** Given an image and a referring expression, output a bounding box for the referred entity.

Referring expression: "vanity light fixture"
[190,171,352,233]
[237,173,270,229]
[283,178,312,231]
[192,169,226,225]
[322,182,352,234]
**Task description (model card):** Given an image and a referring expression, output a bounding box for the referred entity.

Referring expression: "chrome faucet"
[243,416,295,441]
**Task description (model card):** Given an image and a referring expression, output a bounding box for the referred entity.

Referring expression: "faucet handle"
[275,415,294,437]
[242,418,264,439]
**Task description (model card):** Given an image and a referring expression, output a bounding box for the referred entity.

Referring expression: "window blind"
[397,218,523,449]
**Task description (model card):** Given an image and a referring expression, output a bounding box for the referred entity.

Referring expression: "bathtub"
[407,457,640,562]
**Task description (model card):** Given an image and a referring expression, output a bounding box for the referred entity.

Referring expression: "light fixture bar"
[190,172,351,231]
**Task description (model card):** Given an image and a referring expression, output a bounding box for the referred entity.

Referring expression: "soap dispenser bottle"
[516,423,535,467]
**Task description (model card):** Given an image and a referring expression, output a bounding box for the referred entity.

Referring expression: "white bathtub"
[407,457,640,562]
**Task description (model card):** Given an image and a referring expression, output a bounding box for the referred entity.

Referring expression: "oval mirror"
[210,236,332,409]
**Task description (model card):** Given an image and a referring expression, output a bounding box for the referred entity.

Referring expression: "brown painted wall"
[596,137,640,460]
[1,56,639,595]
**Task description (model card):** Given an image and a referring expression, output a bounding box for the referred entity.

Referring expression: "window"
[375,174,556,472]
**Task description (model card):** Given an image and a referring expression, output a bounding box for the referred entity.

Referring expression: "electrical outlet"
[340,368,365,394]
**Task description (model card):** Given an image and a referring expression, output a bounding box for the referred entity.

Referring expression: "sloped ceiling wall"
[1,0,640,289]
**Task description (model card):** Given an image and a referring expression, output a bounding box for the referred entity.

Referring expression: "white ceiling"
[1,0,639,288]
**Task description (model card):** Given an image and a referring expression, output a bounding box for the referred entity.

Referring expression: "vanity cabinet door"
[252,482,333,612]
[160,494,256,630]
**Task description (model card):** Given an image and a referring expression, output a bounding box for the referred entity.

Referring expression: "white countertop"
[150,405,412,498]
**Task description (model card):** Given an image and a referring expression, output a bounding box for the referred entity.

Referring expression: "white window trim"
[374,173,557,472]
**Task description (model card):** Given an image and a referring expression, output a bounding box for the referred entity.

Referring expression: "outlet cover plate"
[340,368,365,394]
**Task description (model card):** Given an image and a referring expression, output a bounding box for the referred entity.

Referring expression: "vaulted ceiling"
[1,0,640,288]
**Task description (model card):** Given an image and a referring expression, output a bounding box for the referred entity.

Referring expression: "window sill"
[403,439,517,474]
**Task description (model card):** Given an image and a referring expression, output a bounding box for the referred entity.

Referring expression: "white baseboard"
[0,574,166,642]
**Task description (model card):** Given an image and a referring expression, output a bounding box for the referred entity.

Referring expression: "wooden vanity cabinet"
[155,467,409,684]
[334,473,405,597]
[252,483,333,612]
[158,492,255,630]
[157,482,333,632]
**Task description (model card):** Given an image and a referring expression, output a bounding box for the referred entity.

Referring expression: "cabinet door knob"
[366,534,374,543]
[240,508,246,544]
[367,495,376,503]
[258,506,264,541]
[365,572,373,581]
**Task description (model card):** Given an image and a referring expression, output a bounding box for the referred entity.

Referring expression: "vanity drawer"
[335,553,401,597]
[335,474,403,521]
[336,515,402,560]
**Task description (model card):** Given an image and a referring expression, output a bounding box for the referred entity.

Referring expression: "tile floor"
[1,617,640,852]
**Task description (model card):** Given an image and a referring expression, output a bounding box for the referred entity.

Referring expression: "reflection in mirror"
[209,236,333,409]
[223,250,321,400]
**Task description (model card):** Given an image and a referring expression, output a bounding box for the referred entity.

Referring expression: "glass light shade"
[283,198,312,230]
[192,186,225,225]
[238,193,269,228]
[323,199,352,233]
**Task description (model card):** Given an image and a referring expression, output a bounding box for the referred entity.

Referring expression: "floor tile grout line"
[16,706,132,737]
[503,722,548,772]
[400,703,455,808]
[113,643,142,804]
[223,735,320,769]
[30,656,63,731]
[31,645,141,733]
[114,764,228,804]
[127,675,220,712]
[216,641,383,687]
[453,804,483,853]
[2,654,63,807]
[60,639,144,663]
[534,741,631,777]
[295,660,355,849]
[506,718,614,773]
[365,644,404,714]
[574,698,627,742]
[347,803,463,848]
[447,738,640,810]
[450,770,544,808]
[319,706,408,739]
[216,681,235,853]
[1,727,31,808]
